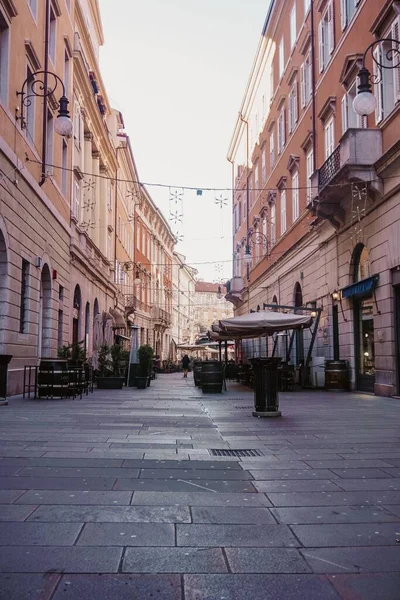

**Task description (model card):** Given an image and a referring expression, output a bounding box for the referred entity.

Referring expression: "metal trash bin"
[0,355,13,405]
[250,357,282,417]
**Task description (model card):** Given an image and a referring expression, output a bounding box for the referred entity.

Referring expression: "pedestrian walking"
[182,354,190,378]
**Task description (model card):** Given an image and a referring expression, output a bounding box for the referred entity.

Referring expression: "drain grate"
[209,448,264,457]
[234,406,253,409]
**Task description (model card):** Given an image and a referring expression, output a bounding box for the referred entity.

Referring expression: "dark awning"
[341,275,379,299]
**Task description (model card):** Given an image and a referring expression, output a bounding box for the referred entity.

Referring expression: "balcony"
[152,306,172,327]
[309,129,383,229]
[124,295,138,316]
[225,276,245,307]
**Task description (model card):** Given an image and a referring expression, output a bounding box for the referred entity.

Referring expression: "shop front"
[342,245,378,394]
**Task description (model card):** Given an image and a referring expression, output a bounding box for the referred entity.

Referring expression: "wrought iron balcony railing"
[318,145,341,190]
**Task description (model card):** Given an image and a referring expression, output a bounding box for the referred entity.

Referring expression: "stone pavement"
[1,374,400,600]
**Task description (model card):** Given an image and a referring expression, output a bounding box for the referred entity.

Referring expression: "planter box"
[136,376,148,390]
[96,377,125,390]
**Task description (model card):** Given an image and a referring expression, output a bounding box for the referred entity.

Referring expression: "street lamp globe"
[353,91,377,116]
[54,115,73,136]
[216,285,223,300]
[243,243,252,264]
[134,270,141,286]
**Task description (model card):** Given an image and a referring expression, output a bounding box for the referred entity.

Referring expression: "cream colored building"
[193,282,233,338]
[171,252,197,354]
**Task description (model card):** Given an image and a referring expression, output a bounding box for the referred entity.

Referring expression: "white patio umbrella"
[218,310,312,337]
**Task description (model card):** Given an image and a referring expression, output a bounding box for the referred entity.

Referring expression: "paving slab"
[0,489,25,504]
[253,480,341,493]
[0,522,82,545]
[0,505,37,521]
[0,546,123,573]
[51,574,182,600]
[0,457,124,467]
[122,547,227,573]
[176,524,298,547]
[328,573,400,600]
[0,476,116,490]
[138,468,253,480]
[183,574,342,600]
[330,468,394,479]
[291,523,400,547]
[123,459,242,469]
[225,548,311,573]
[0,573,61,600]
[271,505,400,524]
[16,490,132,505]
[115,478,257,493]
[27,504,190,523]
[77,522,175,546]
[16,466,140,478]
[333,478,400,491]
[191,506,276,524]
[130,491,271,506]
[266,490,400,506]
[248,468,339,479]
[301,546,400,573]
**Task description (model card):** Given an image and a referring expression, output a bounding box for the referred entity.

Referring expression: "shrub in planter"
[96,344,125,390]
[137,344,154,389]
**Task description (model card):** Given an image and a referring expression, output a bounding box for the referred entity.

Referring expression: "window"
[288,80,298,133]
[292,171,299,221]
[341,0,357,30]
[61,140,68,195]
[73,99,82,147]
[49,5,56,65]
[72,180,80,220]
[238,200,242,226]
[262,216,268,254]
[290,4,297,49]
[280,190,287,235]
[64,49,70,100]
[28,0,37,18]
[107,181,112,211]
[19,259,30,333]
[46,110,54,174]
[270,64,274,100]
[341,80,366,133]
[270,130,275,168]
[25,66,35,143]
[324,116,335,158]
[261,146,266,182]
[0,11,10,105]
[300,51,312,107]
[374,19,400,123]
[59,285,64,300]
[304,0,311,14]
[279,38,284,79]
[270,204,276,246]
[107,232,112,260]
[254,161,259,201]
[306,147,314,203]
[58,310,63,348]
[318,0,334,72]
[278,106,286,154]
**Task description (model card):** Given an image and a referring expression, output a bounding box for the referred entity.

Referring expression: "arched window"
[272,295,278,311]
[84,302,90,352]
[352,243,371,283]
[72,285,82,344]
[39,264,52,358]
[0,230,8,329]
[294,282,303,308]
[293,282,304,364]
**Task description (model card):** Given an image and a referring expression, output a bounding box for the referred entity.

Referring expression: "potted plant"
[96,343,125,389]
[136,344,154,390]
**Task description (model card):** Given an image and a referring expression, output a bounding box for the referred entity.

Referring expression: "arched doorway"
[38,264,52,358]
[72,285,82,344]
[93,298,99,319]
[352,244,375,392]
[84,302,90,353]
[294,282,304,365]
[0,231,8,330]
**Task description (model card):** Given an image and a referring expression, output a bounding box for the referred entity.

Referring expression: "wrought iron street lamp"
[243,230,268,264]
[17,70,73,136]
[122,262,142,286]
[353,37,400,116]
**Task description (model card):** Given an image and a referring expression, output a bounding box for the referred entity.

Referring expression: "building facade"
[171,252,197,355]
[193,282,233,338]
[0,0,177,394]
[227,0,400,396]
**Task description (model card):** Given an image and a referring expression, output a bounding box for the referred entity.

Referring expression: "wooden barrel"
[193,363,202,387]
[201,361,223,394]
[325,360,349,391]
[37,359,69,398]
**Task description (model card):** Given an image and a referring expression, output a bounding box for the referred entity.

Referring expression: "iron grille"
[234,406,254,410]
[209,449,264,457]
[318,145,341,190]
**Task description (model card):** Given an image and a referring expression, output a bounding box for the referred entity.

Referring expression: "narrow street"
[1,374,400,600]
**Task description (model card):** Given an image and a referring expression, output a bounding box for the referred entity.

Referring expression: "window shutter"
[318,21,324,72]
[373,45,383,123]
[300,63,306,106]
[288,92,293,133]
[328,0,335,55]
[293,82,298,123]
[392,17,400,102]
[341,93,348,134]
[341,0,347,30]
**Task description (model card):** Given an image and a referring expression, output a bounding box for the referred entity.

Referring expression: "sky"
[98,0,269,281]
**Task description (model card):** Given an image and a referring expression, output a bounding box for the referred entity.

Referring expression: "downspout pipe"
[310,0,317,172]
[39,0,50,186]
